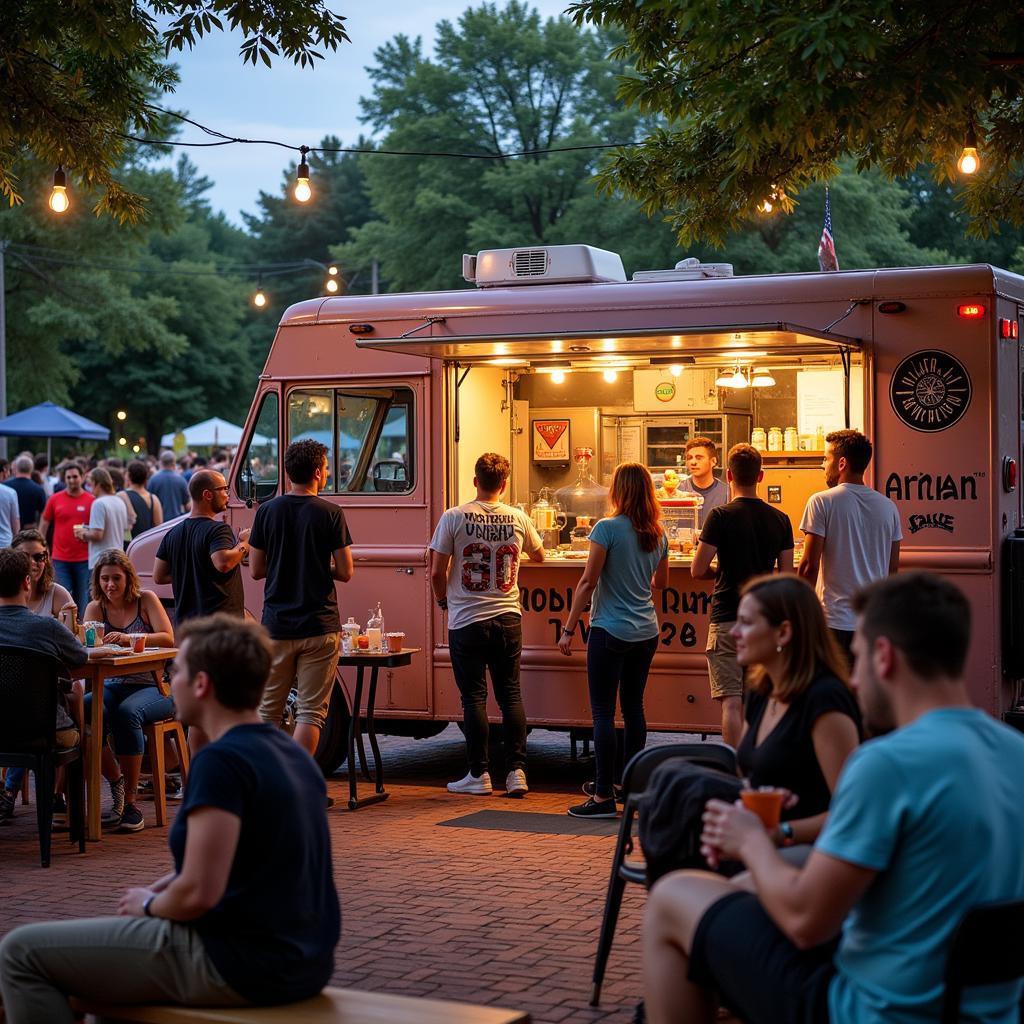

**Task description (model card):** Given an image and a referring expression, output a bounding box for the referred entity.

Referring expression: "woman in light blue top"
[558,463,669,817]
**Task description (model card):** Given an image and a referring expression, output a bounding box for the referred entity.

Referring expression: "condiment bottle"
[815,424,826,450]
[367,604,384,652]
[342,617,360,654]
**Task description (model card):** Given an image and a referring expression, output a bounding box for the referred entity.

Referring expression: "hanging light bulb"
[758,184,779,215]
[751,368,776,388]
[957,124,980,175]
[252,278,268,308]
[327,265,339,277]
[603,368,618,383]
[48,165,70,213]
[293,146,312,203]
[325,278,339,293]
[118,436,128,447]
[670,364,682,377]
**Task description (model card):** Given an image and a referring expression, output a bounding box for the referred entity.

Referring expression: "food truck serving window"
[287,386,414,494]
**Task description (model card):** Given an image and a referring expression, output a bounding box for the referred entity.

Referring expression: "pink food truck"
[129,245,1024,770]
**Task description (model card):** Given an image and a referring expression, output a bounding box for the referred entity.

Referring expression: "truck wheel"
[283,679,350,777]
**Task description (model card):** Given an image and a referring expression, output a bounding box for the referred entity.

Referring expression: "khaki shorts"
[55,727,79,749]
[705,621,743,700]
[259,633,341,730]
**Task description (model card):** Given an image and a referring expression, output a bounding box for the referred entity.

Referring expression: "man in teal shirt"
[642,572,1024,1024]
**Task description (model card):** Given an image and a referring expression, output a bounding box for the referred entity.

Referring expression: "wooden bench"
[73,987,530,1023]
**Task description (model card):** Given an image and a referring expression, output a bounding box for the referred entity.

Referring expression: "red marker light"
[958,303,986,319]
[1005,457,1017,493]
[1001,318,1013,338]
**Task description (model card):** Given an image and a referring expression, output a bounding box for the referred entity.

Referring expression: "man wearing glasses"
[153,470,250,626]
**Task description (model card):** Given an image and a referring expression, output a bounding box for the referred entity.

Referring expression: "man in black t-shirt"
[0,614,340,1016]
[154,470,250,625]
[691,444,793,746]
[250,439,353,756]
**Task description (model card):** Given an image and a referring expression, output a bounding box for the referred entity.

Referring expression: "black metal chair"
[590,741,738,1006]
[941,899,1024,1023]
[0,645,86,867]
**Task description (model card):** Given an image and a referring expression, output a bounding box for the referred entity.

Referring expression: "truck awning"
[353,322,861,361]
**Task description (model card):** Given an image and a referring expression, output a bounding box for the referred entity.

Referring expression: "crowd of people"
[0,430,1022,1022]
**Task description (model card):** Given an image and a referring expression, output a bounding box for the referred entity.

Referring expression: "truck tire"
[283,678,351,777]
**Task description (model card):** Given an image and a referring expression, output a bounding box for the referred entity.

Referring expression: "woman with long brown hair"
[11,528,75,619]
[558,463,669,817]
[732,573,861,845]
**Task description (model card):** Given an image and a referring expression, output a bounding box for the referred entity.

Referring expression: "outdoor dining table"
[337,647,420,811]
[72,647,178,841]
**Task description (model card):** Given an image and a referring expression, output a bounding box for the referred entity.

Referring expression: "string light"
[325,277,339,293]
[252,276,268,308]
[957,124,980,175]
[757,185,779,215]
[48,165,70,214]
[116,410,127,421]
[118,436,128,446]
[293,146,312,203]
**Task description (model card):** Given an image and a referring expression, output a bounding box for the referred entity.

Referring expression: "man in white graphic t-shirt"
[429,453,544,797]
[798,430,902,662]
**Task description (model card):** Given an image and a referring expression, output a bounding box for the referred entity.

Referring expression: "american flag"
[818,187,839,272]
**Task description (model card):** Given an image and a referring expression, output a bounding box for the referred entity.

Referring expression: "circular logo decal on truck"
[889,350,971,432]
[655,382,676,402]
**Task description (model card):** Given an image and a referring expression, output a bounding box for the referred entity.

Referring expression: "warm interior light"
[603,368,618,383]
[488,358,527,366]
[132,444,141,453]
[48,165,69,213]
[118,436,128,446]
[728,368,749,389]
[325,278,339,293]
[552,370,566,384]
[751,369,776,387]
[327,265,339,276]
[670,364,682,377]
[957,125,980,175]
[715,369,734,387]
[253,289,268,308]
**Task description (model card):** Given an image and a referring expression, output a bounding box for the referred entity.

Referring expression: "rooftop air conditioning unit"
[462,245,627,288]
[631,257,734,283]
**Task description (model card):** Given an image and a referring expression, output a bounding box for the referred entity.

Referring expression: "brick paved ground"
[0,726,719,1023]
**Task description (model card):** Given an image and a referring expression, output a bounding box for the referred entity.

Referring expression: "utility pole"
[0,239,7,459]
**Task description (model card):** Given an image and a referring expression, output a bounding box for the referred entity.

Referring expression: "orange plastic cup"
[132,634,146,653]
[740,789,785,830]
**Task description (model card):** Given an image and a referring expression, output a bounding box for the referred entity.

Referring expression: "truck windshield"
[287,386,414,494]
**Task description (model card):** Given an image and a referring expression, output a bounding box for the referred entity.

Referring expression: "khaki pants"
[705,621,743,700]
[0,916,246,1024]
[259,633,341,730]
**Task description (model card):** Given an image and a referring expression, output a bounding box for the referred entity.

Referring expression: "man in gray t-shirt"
[429,453,543,798]
[798,430,901,660]
[677,437,729,527]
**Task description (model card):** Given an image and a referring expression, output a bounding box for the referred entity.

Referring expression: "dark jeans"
[587,627,659,797]
[831,628,855,669]
[53,560,90,616]
[448,613,527,776]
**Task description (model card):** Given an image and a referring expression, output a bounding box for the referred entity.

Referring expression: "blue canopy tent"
[0,401,110,463]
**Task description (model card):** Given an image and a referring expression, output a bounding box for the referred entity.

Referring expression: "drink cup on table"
[740,788,785,830]
[131,634,146,653]
[386,632,404,653]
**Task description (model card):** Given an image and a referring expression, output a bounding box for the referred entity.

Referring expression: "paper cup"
[740,789,785,830]
[386,632,405,653]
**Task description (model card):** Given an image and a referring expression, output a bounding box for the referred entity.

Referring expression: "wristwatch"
[143,894,157,917]
[561,627,575,637]
[778,821,795,847]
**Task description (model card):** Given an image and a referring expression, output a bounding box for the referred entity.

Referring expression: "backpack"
[638,759,744,885]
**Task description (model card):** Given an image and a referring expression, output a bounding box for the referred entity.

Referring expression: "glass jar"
[783,427,798,451]
[767,427,783,452]
[751,427,767,451]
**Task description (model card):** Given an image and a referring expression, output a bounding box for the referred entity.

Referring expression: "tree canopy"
[568,0,1024,245]
[0,0,349,221]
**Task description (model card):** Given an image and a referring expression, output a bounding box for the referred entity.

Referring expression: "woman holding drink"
[558,463,669,818]
[731,573,861,847]
[12,529,76,620]
[82,549,174,833]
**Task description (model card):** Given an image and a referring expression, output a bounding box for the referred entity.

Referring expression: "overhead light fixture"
[293,146,313,202]
[551,370,567,384]
[603,368,618,383]
[715,368,735,387]
[751,369,776,387]
[488,358,528,366]
[670,364,682,377]
[48,165,70,213]
[957,124,980,176]
[728,368,749,388]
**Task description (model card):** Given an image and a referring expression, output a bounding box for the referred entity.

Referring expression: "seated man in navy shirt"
[0,614,340,1021]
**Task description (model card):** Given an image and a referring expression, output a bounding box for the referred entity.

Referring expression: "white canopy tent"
[160,417,269,449]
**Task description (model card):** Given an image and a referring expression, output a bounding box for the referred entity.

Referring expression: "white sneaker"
[447,771,493,795]
[505,769,528,798]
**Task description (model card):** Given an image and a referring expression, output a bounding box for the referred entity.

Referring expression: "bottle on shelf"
[815,424,826,450]
[367,604,384,652]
